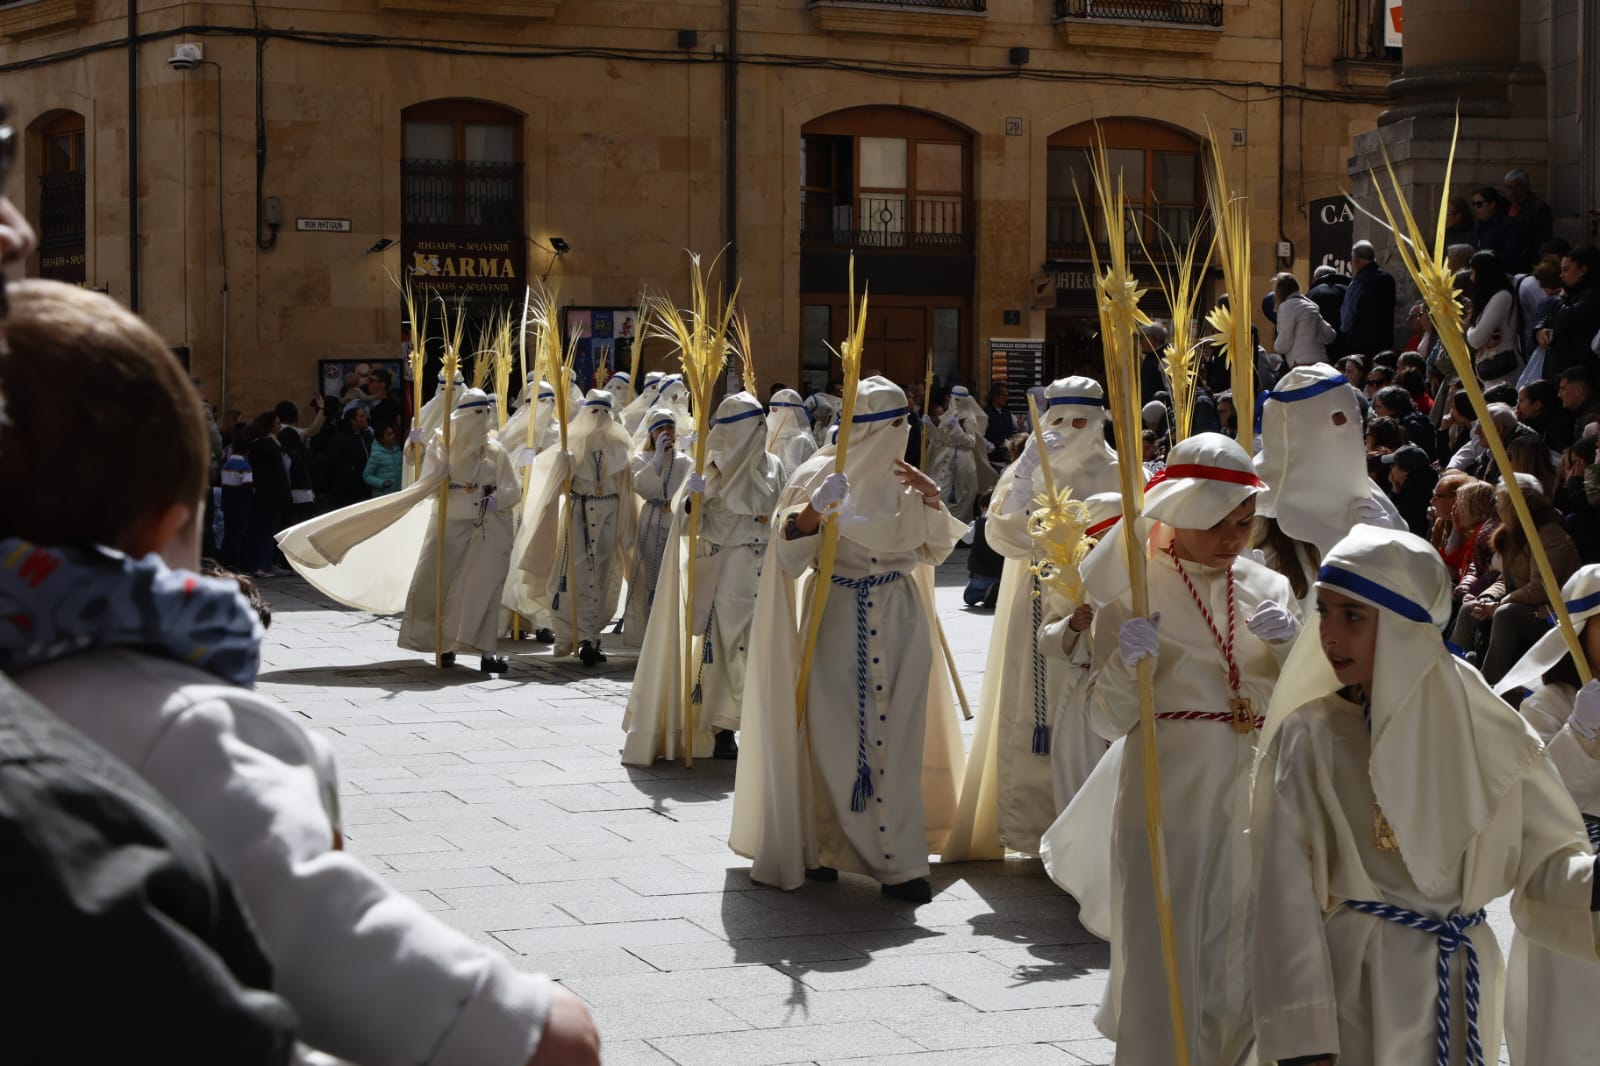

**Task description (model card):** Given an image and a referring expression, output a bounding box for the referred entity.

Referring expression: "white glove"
[1015,443,1042,480]
[1246,600,1299,644]
[686,471,707,496]
[1570,679,1600,743]
[811,472,851,516]
[942,412,960,430]
[1000,476,1034,517]
[407,427,426,446]
[1118,615,1160,669]
[480,494,497,514]
[1243,548,1267,566]
[680,429,697,449]
[1350,496,1390,527]
[921,413,934,427]
[514,446,538,470]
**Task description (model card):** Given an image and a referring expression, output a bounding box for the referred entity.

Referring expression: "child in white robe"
[766,387,818,478]
[1089,432,1300,1066]
[945,377,1124,861]
[1254,527,1600,1066]
[1493,563,1600,1066]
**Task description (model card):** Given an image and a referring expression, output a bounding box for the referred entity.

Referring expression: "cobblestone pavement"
[254,554,1517,1066]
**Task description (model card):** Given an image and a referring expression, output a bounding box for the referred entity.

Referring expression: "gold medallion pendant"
[1229,695,1255,734]
[1372,803,1399,852]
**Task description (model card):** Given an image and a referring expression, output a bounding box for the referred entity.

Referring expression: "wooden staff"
[933,616,973,721]
[1076,133,1192,1066]
[920,353,935,470]
[796,256,866,726]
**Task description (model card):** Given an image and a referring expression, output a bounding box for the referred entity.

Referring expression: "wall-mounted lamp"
[1008,47,1030,66]
[366,237,396,254]
[550,237,571,255]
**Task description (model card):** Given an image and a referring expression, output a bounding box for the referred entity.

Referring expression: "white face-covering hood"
[567,389,633,478]
[704,391,785,516]
[1254,365,1370,553]
[447,387,494,470]
[766,388,811,449]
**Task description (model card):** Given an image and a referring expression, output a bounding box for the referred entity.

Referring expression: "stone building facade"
[0,0,1399,412]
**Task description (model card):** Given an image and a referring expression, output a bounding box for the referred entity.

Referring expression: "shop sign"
[402,235,526,300]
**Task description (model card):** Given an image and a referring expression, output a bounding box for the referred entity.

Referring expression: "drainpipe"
[127,0,139,311]
[724,0,738,286]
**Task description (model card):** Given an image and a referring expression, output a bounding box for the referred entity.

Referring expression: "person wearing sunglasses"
[1470,185,1514,262]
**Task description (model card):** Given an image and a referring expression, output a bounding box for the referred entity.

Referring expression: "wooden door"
[862,305,926,384]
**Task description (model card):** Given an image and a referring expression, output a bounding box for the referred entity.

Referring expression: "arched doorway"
[800,107,974,393]
[1044,118,1212,381]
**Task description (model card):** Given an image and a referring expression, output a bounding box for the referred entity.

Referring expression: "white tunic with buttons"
[770,511,963,883]
[547,451,632,650]
[619,445,688,647]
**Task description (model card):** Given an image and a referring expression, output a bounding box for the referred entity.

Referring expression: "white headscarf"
[787,376,922,553]
[566,389,633,478]
[1496,563,1600,695]
[1080,432,1264,604]
[806,391,843,445]
[1258,524,1543,894]
[630,374,694,449]
[766,388,812,451]
[947,385,989,436]
[705,391,785,516]
[644,405,678,447]
[1254,364,1370,553]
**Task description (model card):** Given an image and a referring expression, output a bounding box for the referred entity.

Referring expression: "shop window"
[37,110,85,283]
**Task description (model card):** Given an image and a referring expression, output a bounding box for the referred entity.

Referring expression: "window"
[1046,118,1206,262]
[801,107,972,253]
[37,111,85,283]
[401,100,522,233]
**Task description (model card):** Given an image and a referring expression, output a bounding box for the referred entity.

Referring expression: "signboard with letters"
[296,217,352,233]
[988,337,1047,418]
[1308,195,1355,279]
[401,235,527,303]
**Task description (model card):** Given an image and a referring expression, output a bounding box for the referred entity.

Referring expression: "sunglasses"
[1472,200,1488,207]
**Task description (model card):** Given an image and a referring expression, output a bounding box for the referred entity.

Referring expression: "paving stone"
[1050,1037,1116,1065]
[714,983,971,1029]
[879,1004,1103,1049]
[562,964,802,1007]
[648,1020,922,1066]
[819,1044,1082,1065]
[627,934,866,973]
[495,918,723,955]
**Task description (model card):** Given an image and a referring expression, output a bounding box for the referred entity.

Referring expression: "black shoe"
[439,652,456,668]
[534,628,555,645]
[714,729,739,760]
[578,640,605,666]
[480,655,508,674]
[881,877,933,904]
[804,866,838,883]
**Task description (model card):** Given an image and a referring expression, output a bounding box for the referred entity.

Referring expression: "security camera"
[168,43,203,71]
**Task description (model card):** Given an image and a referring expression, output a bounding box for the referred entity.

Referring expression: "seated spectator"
[1371,349,1400,370]
[1508,433,1560,498]
[1517,377,1567,452]
[1448,479,1502,637]
[1442,197,1473,249]
[1466,249,1523,390]
[1427,470,1478,574]
[1396,366,1433,417]
[1215,390,1238,437]
[1381,444,1438,536]
[1338,354,1367,390]
[1484,382,1520,406]
[1559,365,1600,440]
[1466,402,1541,485]
[1474,474,1581,683]
[1365,415,1404,456]
[0,280,600,1066]
[1371,384,1437,457]
[1364,364,1394,399]
[1446,242,1475,272]
[1470,186,1514,261]
[1559,435,1600,560]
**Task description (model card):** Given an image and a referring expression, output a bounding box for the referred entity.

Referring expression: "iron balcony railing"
[1046,201,1207,262]
[1054,0,1222,27]
[802,192,973,252]
[812,0,985,9]
[401,159,522,231]
[38,171,85,251]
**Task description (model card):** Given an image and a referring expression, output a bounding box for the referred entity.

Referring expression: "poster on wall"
[1384,0,1403,49]
[988,337,1047,419]
[318,359,407,415]
[564,307,641,393]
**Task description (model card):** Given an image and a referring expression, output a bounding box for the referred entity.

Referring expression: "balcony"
[808,0,985,43]
[1055,0,1220,26]
[1053,0,1223,55]
[1045,201,1207,264]
[803,192,973,254]
[0,0,92,40]
[401,159,522,233]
